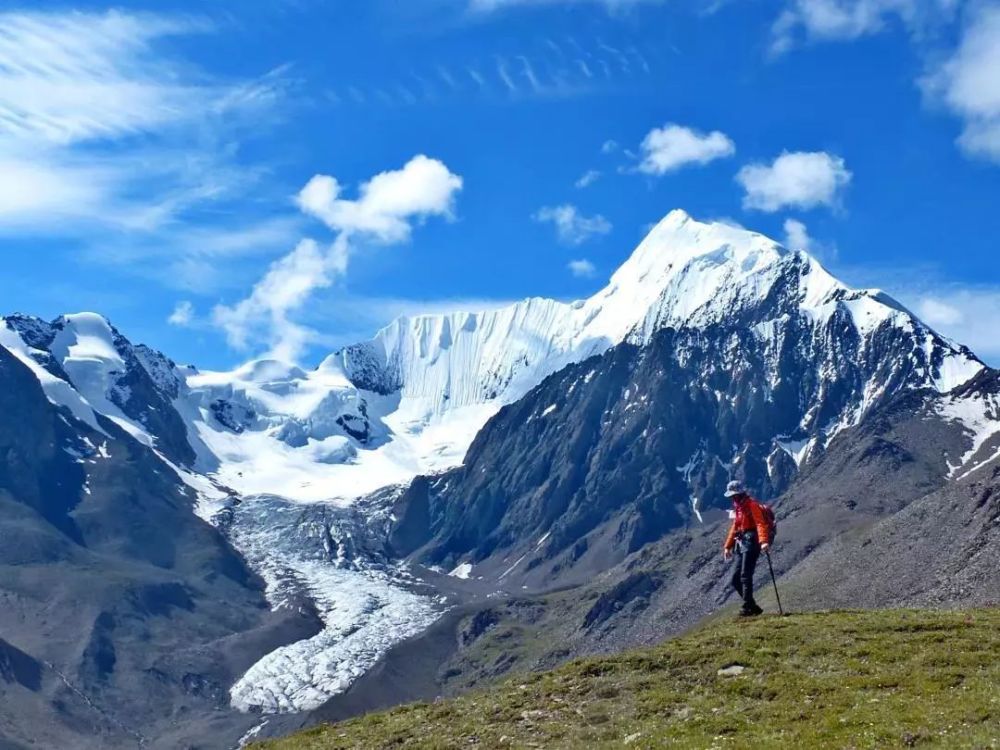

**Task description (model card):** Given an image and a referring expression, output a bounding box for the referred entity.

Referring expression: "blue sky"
[2,0,998,368]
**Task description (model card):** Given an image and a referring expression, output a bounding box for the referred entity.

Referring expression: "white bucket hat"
[724,480,746,498]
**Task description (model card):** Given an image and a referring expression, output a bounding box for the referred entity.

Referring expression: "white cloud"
[214,157,464,361]
[783,218,814,251]
[917,297,964,326]
[636,123,735,175]
[922,4,1000,163]
[912,288,1000,362]
[534,204,612,245]
[782,217,839,262]
[835,263,1000,364]
[737,151,852,212]
[568,259,598,277]
[769,0,956,55]
[575,169,602,188]
[0,9,290,236]
[601,139,619,154]
[213,237,349,362]
[0,154,114,227]
[297,155,463,243]
[0,10,209,146]
[168,301,195,327]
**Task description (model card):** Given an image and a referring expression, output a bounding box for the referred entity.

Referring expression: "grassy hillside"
[255,609,1000,749]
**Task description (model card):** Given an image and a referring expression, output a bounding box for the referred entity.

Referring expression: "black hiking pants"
[731,532,760,611]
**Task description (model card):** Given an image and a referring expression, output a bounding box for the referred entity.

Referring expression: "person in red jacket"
[722,480,771,617]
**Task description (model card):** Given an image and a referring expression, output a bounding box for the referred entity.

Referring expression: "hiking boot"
[738,604,763,618]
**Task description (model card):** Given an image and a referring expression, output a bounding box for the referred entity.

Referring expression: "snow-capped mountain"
[1,209,997,738]
[9,210,979,507]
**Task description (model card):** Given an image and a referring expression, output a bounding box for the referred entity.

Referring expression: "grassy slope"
[255,609,1000,750]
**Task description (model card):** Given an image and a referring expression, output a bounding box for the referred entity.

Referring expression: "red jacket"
[723,496,771,552]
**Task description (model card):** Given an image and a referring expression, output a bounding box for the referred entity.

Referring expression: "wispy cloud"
[495,55,518,92]
[168,301,195,327]
[568,258,598,277]
[534,204,612,245]
[0,10,210,145]
[325,34,656,107]
[0,8,292,244]
[575,169,602,188]
[468,0,667,13]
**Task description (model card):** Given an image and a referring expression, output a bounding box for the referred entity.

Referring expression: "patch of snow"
[776,437,814,468]
[449,562,473,579]
[937,392,1000,479]
[691,495,703,523]
[499,554,526,579]
[541,404,557,417]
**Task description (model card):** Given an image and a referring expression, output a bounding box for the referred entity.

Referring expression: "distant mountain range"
[0,210,997,748]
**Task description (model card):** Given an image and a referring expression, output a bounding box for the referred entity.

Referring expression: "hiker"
[722,481,772,617]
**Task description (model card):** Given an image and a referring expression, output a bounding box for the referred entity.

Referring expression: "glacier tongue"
[221,493,445,714]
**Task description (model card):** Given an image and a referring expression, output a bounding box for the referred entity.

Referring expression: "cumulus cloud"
[636,123,735,175]
[168,301,195,327]
[534,204,613,245]
[214,156,464,361]
[922,4,1000,163]
[575,169,602,188]
[737,151,852,212]
[602,139,620,154]
[568,259,598,277]
[297,155,463,243]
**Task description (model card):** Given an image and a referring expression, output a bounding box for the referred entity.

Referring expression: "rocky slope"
[0,342,320,749]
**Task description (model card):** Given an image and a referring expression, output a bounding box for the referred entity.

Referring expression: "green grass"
[254,609,1000,749]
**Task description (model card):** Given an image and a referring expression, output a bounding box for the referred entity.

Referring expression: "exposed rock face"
[0,342,318,749]
[390,314,990,589]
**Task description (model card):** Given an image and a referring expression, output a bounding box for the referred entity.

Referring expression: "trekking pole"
[765,550,784,616]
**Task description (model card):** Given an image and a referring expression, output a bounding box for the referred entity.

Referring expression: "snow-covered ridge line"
[1,210,986,505]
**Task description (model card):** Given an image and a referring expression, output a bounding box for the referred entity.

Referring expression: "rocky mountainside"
[0,342,319,749]
[386,233,990,588]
